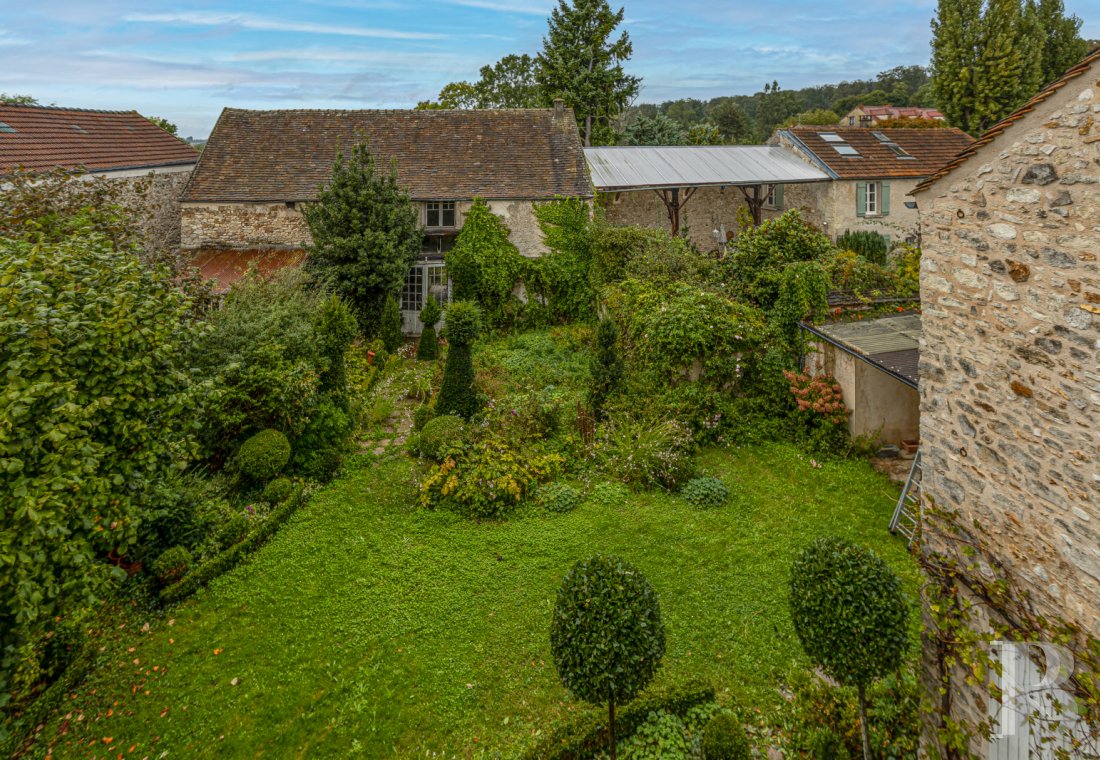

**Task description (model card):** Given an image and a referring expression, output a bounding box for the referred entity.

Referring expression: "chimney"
[553,98,565,121]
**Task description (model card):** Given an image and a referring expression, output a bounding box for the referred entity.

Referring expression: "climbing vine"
[917,498,1100,758]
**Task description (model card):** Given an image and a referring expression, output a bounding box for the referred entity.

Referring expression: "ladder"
[889,449,921,546]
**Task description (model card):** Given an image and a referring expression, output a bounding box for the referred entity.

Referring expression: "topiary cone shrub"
[588,317,623,422]
[416,297,442,361]
[380,294,402,354]
[235,429,291,483]
[550,554,666,760]
[435,300,482,420]
[788,537,909,760]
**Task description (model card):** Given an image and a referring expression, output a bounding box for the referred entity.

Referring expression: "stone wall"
[917,62,1100,744]
[181,198,550,256]
[599,186,745,251]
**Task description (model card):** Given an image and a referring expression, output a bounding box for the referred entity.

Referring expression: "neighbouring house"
[180,105,592,331]
[0,103,199,257]
[841,105,945,127]
[913,47,1100,756]
[767,126,974,242]
[586,145,830,251]
[800,310,921,447]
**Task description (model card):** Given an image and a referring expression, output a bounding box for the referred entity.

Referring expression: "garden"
[1,146,926,758]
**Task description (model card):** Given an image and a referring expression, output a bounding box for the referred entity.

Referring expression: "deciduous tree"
[623,112,685,145]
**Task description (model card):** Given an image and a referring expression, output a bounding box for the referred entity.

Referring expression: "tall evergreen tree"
[1035,0,1088,85]
[931,0,1043,135]
[304,143,421,337]
[536,0,641,146]
[623,113,685,145]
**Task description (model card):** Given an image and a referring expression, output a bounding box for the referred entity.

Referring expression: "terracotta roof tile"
[859,105,944,120]
[913,46,1100,193]
[783,126,974,179]
[182,108,593,203]
[0,104,198,174]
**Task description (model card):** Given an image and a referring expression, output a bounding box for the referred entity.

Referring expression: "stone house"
[768,126,974,242]
[180,106,592,330]
[913,46,1100,755]
[0,103,199,257]
[840,105,945,127]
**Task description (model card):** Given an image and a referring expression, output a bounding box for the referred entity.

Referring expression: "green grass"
[36,443,915,759]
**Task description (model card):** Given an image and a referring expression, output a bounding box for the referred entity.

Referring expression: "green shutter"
[856,182,867,218]
[881,183,890,216]
[774,184,784,209]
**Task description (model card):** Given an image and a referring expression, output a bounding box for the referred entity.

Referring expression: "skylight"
[0,121,16,133]
[70,124,87,133]
[819,133,844,143]
[870,131,914,159]
[832,144,861,156]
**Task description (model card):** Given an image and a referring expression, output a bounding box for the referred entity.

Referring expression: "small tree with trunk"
[788,537,909,760]
[304,142,421,337]
[416,297,442,361]
[550,554,666,759]
[435,301,481,419]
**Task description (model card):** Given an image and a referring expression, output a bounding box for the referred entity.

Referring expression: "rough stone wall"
[181,198,550,256]
[111,168,193,258]
[600,187,746,251]
[918,65,1100,740]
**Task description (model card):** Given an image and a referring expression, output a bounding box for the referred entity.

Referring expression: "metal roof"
[802,312,921,388]
[584,145,831,191]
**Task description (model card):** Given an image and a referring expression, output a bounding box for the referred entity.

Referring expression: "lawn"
[37,442,916,759]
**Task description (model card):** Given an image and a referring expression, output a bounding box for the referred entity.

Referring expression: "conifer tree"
[536,0,641,146]
[416,296,442,361]
[304,143,421,337]
[588,318,623,421]
[931,0,1044,135]
[1035,0,1088,85]
[380,295,403,354]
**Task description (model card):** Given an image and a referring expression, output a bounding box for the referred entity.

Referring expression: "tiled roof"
[858,106,944,121]
[190,248,306,293]
[182,108,593,203]
[0,104,199,174]
[782,126,974,179]
[913,46,1100,193]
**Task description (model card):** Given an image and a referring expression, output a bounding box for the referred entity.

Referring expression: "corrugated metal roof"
[807,312,922,387]
[584,145,830,191]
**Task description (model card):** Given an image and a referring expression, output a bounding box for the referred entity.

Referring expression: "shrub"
[436,301,482,419]
[415,415,466,460]
[418,435,562,519]
[290,394,352,474]
[417,297,442,361]
[591,224,672,288]
[771,261,830,348]
[296,447,343,483]
[680,477,730,509]
[701,713,751,760]
[136,472,221,563]
[235,429,292,482]
[550,554,667,755]
[315,294,358,400]
[724,210,835,310]
[150,546,193,585]
[0,228,205,691]
[588,318,623,422]
[826,251,897,298]
[528,198,597,323]
[446,198,526,326]
[835,230,889,265]
[808,729,851,760]
[622,233,717,285]
[303,142,421,336]
[783,371,851,455]
[618,709,691,758]
[789,537,910,760]
[538,482,582,513]
[216,513,251,550]
[262,477,294,504]
[380,294,402,353]
[599,415,696,491]
[412,403,436,432]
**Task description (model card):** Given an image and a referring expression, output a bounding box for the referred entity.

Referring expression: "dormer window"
[426,201,456,228]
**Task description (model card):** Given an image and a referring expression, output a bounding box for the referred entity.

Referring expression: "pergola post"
[739,184,774,227]
[653,187,698,237]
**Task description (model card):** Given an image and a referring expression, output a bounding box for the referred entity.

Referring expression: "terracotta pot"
[367,350,376,365]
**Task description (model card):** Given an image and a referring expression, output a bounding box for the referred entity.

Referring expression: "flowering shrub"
[783,371,851,454]
[418,435,563,519]
[598,414,696,491]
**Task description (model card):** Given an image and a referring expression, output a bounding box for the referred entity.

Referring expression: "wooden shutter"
[856,182,867,218]
[774,184,784,209]
[881,183,891,216]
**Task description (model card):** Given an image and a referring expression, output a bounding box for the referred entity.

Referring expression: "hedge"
[0,642,95,757]
[520,680,715,760]
[160,485,309,604]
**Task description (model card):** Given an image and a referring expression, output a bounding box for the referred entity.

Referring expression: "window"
[400,267,423,312]
[764,184,784,210]
[865,182,878,215]
[426,201,456,228]
[426,265,450,306]
[857,181,890,217]
[0,121,16,133]
[848,116,856,126]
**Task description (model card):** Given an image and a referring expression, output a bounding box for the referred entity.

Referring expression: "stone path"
[360,404,415,457]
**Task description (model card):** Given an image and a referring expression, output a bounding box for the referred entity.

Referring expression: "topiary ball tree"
[235,428,292,483]
[435,300,482,420]
[417,297,442,361]
[788,537,909,760]
[550,554,666,760]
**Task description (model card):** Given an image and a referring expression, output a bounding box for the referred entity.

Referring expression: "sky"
[2,0,1097,139]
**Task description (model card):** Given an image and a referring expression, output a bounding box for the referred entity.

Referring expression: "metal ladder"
[889,449,921,546]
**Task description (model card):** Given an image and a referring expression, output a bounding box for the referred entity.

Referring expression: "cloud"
[124,11,448,41]
[0,31,30,46]
[441,0,550,14]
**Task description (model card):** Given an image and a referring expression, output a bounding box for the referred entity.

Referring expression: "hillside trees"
[536,0,641,146]
[304,142,421,337]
